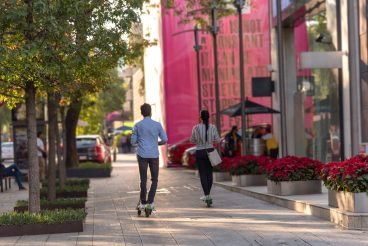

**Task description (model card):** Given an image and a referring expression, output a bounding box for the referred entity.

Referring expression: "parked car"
[167,138,195,165]
[76,135,111,163]
[1,142,14,161]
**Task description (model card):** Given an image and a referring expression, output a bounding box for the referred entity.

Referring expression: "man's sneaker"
[137,203,145,210]
[200,195,206,202]
[145,203,155,210]
[205,195,212,207]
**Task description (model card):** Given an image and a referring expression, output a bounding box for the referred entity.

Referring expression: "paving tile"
[1,154,368,245]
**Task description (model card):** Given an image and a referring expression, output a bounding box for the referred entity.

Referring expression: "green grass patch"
[0,209,87,226]
[41,185,89,194]
[76,162,112,169]
[43,179,90,187]
[16,198,87,208]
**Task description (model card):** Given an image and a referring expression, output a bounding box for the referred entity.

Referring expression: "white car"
[1,142,14,160]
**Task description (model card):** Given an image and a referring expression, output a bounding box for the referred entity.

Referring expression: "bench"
[0,166,12,192]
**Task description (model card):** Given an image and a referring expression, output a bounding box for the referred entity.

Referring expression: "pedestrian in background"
[131,103,168,215]
[120,134,128,153]
[224,125,241,157]
[190,110,221,206]
[262,127,279,159]
[37,131,46,182]
[0,162,26,190]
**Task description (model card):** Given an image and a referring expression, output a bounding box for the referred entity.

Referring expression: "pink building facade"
[161,0,273,144]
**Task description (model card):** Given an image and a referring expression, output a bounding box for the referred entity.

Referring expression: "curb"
[213,180,368,231]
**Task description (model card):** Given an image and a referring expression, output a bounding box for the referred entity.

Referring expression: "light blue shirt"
[131,117,168,158]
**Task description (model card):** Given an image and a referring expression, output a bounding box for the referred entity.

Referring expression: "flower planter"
[213,172,231,182]
[14,203,86,213]
[328,189,338,208]
[0,221,83,237]
[329,190,368,213]
[267,180,322,196]
[66,168,112,178]
[232,175,267,187]
[40,190,88,199]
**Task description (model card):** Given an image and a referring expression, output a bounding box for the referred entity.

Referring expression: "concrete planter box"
[0,221,83,237]
[328,189,338,208]
[329,190,368,213]
[66,168,112,178]
[213,172,231,182]
[267,180,322,196]
[232,175,267,187]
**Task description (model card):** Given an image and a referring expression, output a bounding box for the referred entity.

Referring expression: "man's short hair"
[140,103,151,117]
[37,131,43,137]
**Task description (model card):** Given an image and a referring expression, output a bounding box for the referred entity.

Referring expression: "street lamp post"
[210,3,222,144]
[234,0,247,155]
[193,25,202,112]
[276,0,287,157]
[173,26,204,113]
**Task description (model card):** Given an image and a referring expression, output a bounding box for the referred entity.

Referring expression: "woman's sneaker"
[205,195,212,207]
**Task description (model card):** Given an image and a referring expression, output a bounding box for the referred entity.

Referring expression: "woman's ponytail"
[200,110,210,142]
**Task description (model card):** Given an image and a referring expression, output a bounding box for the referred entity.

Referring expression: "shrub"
[0,209,87,226]
[16,198,87,208]
[230,155,272,176]
[43,179,90,187]
[266,156,322,182]
[76,162,111,169]
[321,155,368,192]
[41,185,89,194]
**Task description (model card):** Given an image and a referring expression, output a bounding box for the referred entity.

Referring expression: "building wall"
[142,0,167,166]
[359,0,368,146]
[162,0,273,144]
[132,69,145,122]
[271,0,364,161]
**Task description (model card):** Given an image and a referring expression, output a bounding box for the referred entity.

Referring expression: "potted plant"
[230,155,271,187]
[0,209,86,237]
[321,155,368,213]
[212,157,235,182]
[266,156,322,196]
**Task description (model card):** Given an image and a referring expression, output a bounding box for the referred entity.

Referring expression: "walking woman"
[190,110,221,206]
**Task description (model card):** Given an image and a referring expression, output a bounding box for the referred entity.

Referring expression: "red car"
[167,139,195,166]
[76,135,112,163]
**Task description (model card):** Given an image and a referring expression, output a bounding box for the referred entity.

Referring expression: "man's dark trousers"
[137,155,159,204]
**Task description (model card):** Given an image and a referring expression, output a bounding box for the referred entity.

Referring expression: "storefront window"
[359,0,368,143]
[295,7,341,162]
[294,1,341,162]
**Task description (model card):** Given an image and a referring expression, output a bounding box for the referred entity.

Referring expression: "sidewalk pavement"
[0,154,367,245]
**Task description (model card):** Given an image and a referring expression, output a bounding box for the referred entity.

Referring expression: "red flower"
[266,156,322,182]
[320,155,368,192]
[229,155,273,175]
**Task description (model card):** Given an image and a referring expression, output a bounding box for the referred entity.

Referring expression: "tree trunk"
[58,106,66,188]
[26,82,40,213]
[47,93,57,200]
[65,98,82,167]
